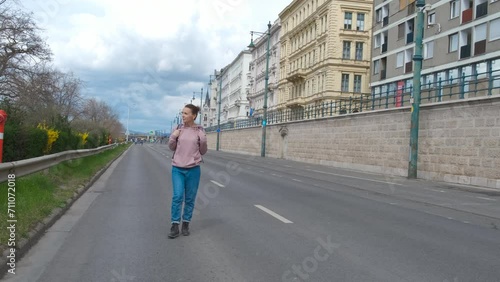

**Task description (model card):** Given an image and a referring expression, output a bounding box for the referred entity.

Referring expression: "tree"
[0,5,52,99]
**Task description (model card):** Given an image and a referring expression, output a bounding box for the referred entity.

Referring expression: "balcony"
[286,68,307,82]
[406,32,414,44]
[267,82,275,90]
[460,44,471,59]
[405,62,413,74]
[286,98,306,108]
[474,40,486,55]
[476,2,488,18]
[381,43,387,53]
[462,8,473,24]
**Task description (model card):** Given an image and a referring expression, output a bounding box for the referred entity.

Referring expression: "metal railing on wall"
[205,68,499,133]
[0,144,117,183]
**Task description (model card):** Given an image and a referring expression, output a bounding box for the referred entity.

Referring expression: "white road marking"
[271,173,283,178]
[292,179,303,182]
[476,196,496,201]
[254,205,293,223]
[210,180,225,188]
[307,169,404,186]
[423,187,447,193]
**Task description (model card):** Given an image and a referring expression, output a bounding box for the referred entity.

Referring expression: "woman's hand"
[171,129,181,138]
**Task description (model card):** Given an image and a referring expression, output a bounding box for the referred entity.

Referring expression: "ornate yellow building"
[277,0,373,112]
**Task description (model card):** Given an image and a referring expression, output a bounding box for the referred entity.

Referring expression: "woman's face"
[182,107,196,124]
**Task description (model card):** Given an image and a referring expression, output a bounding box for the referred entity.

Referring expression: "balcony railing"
[476,2,488,18]
[462,8,473,24]
[205,68,500,133]
[460,44,471,59]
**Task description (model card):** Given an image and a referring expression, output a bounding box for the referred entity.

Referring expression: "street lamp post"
[248,21,272,157]
[408,0,425,179]
[126,105,130,142]
[207,74,216,127]
[193,87,203,124]
[216,69,224,151]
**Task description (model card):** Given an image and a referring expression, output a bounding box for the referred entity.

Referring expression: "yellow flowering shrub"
[37,123,60,154]
[79,132,89,146]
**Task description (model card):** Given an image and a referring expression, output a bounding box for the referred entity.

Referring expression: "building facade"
[247,19,282,117]
[277,0,373,113]
[370,0,500,100]
[202,70,220,128]
[220,50,252,122]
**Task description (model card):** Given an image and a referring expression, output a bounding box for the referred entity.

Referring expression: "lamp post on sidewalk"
[193,87,203,124]
[247,21,272,157]
[408,0,425,179]
[216,69,224,151]
[207,74,216,127]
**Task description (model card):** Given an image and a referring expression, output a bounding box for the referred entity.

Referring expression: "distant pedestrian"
[167,104,208,238]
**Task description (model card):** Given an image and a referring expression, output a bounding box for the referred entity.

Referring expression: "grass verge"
[0,143,130,254]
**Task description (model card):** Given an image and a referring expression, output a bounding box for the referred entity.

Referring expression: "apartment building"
[277,0,373,112]
[371,0,500,99]
[216,50,252,122]
[247,19,281,117]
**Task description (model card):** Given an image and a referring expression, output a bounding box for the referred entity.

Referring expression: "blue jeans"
[171,166,201,224]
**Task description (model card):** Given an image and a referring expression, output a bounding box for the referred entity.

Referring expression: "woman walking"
[167,104,208,238]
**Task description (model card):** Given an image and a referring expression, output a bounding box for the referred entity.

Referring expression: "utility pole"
[216,69,223,151]
[408,0,425,178]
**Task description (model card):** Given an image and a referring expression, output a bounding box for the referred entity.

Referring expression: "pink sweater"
[168,125,208,168]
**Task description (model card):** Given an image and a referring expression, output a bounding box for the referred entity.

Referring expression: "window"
[374,34,381,48]
[437,71,448,85]
[476,62,487,79]
[398,23,405,39]
[475,23,487,55]
[344,12,352,29]
[475,23,487,41]
[355,42,363,60]
[343,41,351,59]
[449,68,459,83]
[424,41,434,59]
[373,60,380,74]
[427,12,435,25]
[423,74,435,88]
[449,33,458,52]
[356,13,365,31]
[396,51,404,67]
[490,19,500,41]
[450,0,459,18]
[341,74,350,92]
[354,75,362,93]
[376,9,382,23]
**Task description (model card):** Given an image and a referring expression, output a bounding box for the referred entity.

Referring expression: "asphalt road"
[3,144,500,282]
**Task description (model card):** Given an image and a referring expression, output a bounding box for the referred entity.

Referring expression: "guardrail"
[0,144,117,183]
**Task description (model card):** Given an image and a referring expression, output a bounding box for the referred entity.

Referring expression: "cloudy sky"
[18,0,291,133]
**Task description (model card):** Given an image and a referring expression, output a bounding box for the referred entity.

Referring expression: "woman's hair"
[184,104,200,119]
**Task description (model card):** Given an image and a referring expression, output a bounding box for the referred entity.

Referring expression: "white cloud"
[18,0,291,132]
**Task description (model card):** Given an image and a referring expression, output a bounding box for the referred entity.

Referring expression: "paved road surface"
[3,144,500,282]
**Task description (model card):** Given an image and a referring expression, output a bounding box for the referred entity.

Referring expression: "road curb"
[0,145,130,279]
